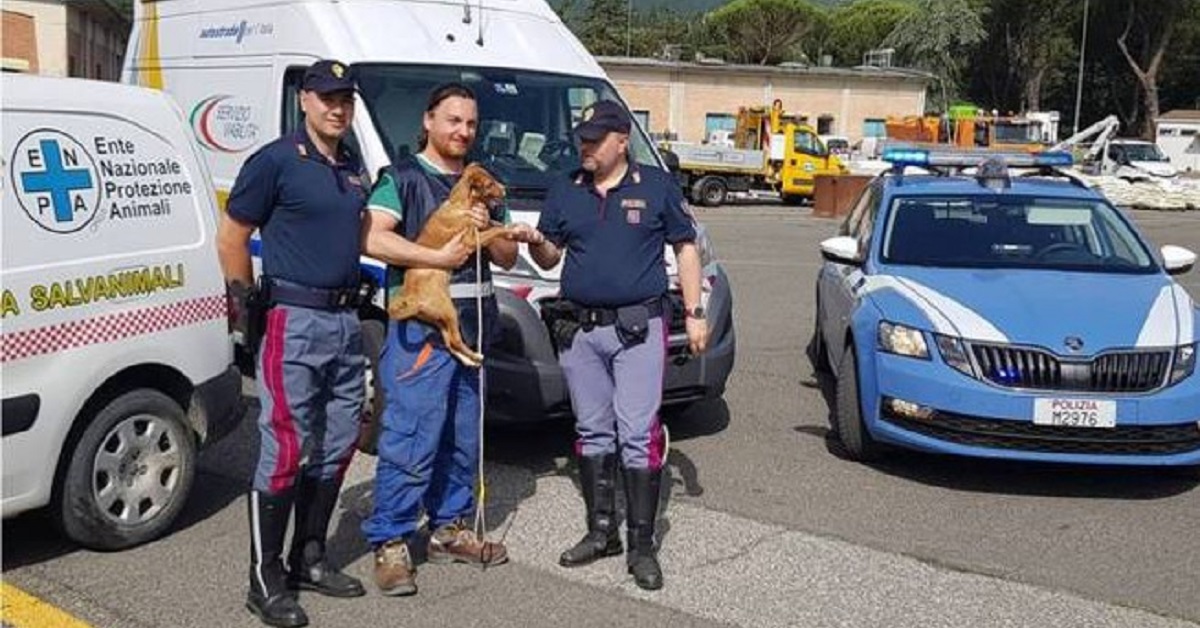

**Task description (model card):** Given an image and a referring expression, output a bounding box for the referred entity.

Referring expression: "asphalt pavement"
[4,204,1200,628]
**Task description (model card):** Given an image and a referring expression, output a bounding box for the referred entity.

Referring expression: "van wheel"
[356,319,386,456]
[782,194,807,206]
[54,389,196,550]
[693,177,727,207]
[833,345,881,462]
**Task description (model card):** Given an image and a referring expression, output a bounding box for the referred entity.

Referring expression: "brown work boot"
[427,519,509,568]
[373,539,416,596]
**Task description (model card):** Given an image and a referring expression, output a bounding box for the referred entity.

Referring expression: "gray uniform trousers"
[560,315,668,470]
[252,304,365,493]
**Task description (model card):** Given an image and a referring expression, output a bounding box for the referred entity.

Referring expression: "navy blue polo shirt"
[226,131,366,289]
[538,164,696,307]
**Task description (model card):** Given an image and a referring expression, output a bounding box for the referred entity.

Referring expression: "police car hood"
[863,266,1196,350]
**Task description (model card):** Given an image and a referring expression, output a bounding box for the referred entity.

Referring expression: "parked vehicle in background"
[2,75,243,549]
[663,100,848,206]
[820,135,851,157]
[811,147,1200,468]
[123,0,735,428]
[1156,111,1200,174]
[1104,139,1180,180]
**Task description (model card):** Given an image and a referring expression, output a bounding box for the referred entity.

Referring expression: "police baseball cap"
[301,59,357,94]
[574,100,632,141]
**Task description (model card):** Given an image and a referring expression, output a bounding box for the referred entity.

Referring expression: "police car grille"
[969,344,1170,393]
[881,408,1200,456]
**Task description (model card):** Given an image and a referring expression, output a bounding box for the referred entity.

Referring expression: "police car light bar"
[881,147,1074,169]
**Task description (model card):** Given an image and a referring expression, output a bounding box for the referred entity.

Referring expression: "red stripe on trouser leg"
[647,315,670,470]
[264,308,301,493]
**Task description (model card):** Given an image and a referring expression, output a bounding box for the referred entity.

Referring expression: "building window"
[705,113,736,140]
[862,118,886,138]
[817,115,834,135]
[632,110,650,132]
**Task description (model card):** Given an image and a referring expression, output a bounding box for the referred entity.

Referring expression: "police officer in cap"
[525,100,709,590]
[218,59,369,627]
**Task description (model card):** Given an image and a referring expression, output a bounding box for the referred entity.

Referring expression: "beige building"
[599,56,931,144]
[2,0,128,79]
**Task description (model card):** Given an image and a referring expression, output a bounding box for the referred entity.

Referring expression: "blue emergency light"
[881,147,1074,169]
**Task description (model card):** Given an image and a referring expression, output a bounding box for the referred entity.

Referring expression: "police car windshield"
[881,195,1157,274]
[355,64,661,201]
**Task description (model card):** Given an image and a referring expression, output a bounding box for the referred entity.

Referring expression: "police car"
[810,147,1200,467]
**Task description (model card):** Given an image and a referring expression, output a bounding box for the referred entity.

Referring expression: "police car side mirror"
[1162,245,1196,275]
[820,236,864,266]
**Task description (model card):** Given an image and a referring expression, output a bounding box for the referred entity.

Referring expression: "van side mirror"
[661,149,680,175]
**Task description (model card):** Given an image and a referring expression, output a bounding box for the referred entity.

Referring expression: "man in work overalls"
[218,60,370,628]
[525,100,709,591]
[359,83,541,596]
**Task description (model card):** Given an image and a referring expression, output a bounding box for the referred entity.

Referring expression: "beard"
[430,134,471,159]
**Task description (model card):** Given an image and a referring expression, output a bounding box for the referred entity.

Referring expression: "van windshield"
[355,64,661,202]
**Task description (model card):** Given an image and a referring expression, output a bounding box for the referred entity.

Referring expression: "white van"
[122,0,736,428]
[1,75,243,549]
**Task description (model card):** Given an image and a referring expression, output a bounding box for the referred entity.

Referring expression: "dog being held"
[387,163,515,367]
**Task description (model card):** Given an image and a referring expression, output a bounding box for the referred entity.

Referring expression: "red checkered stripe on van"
[1,295,227,363]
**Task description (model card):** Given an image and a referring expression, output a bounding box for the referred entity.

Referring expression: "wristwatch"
[684,305,706,320]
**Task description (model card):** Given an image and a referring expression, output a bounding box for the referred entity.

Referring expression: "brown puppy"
[388,163,513,367]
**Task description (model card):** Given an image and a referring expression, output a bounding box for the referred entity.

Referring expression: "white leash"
[472,227,488,540]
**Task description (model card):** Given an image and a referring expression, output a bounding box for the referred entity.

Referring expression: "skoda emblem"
[1064,336,1085,352]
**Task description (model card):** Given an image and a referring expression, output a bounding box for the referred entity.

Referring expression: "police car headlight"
[934,334,976,378]
[878,322,929,359]
[1170,343,1197,385]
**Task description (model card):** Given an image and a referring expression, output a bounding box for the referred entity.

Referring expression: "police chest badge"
[622,198,646,225]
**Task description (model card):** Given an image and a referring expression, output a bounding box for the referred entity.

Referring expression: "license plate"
[1033,398,1117,428]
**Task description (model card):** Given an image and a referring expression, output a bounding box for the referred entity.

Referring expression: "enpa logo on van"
[190,95,261,153]
[10,129,101,233]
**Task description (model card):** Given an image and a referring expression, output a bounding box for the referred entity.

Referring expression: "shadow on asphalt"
[797,371,1200,500]
[2,397,258,571]
[323,396,730,573]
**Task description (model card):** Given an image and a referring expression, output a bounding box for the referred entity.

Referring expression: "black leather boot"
[623,466,664,591]
[247,490,309,628]
[559,453,623,567]
[287,476,366,598]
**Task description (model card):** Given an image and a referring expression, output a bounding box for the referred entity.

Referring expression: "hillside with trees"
[554,0,1200,138]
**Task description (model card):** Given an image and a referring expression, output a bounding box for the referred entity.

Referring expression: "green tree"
[884,0,987,108]
[827,0,916,66]
[967,0,1074,113]
[1114,0,1193,137]
[704,0,825,65]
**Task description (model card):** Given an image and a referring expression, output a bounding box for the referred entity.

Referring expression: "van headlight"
[934,334,976,377]
[1170,343,1197,385]
[878,322,929,359]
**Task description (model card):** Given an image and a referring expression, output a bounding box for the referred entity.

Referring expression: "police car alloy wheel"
[54,389,197,550]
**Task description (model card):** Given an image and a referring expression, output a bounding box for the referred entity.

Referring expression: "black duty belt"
[573,297,665,328]
[263,277,367,310]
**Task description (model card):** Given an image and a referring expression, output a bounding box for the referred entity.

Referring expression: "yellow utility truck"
[663,100,847,206]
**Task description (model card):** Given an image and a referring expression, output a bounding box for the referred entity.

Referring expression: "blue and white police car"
[810,148,1200,467]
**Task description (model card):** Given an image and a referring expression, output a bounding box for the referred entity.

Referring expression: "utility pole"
[1072,0,1090,135]
[626,0,633,57]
